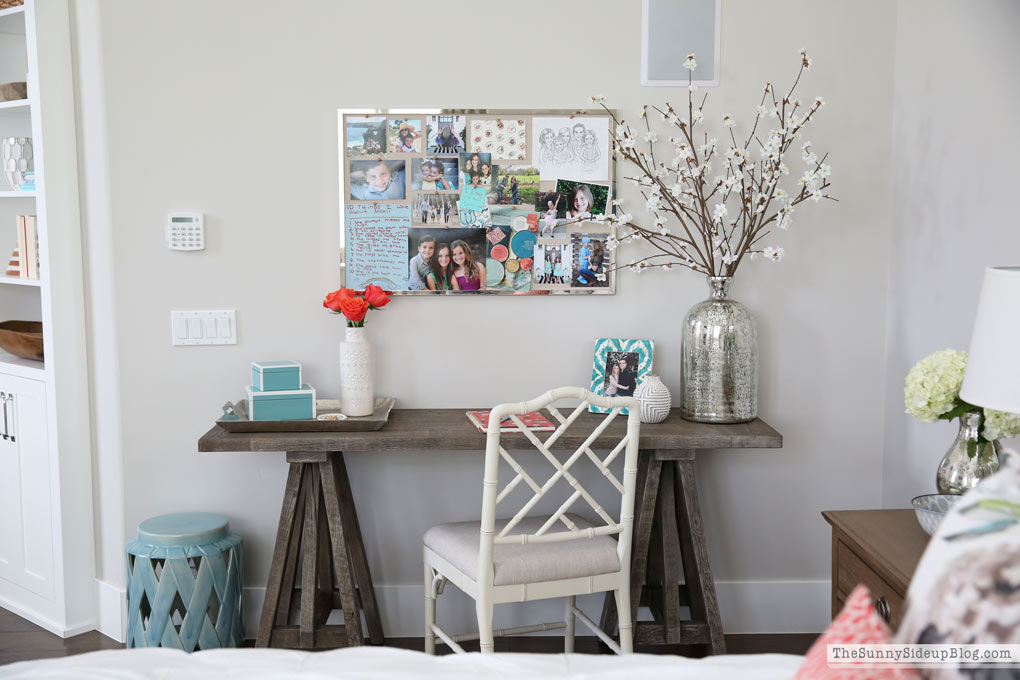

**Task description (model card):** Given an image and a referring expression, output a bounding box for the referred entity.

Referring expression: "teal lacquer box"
[251,361,302,392]
[245,384,316,421]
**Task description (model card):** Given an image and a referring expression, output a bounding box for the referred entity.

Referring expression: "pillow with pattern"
[796,584,919,679]
[894,453,1020,679]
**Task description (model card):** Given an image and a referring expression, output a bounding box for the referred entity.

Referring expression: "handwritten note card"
[344,203,411,290]
[460,185,487,212]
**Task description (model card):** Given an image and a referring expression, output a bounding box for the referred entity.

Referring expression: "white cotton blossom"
[661,263,673,271]
[638,106,647,118]
[723,114,736,128]
[763,246,785,262]
[683,54,697,71]
[666,111,680,124]
[605,234,619,251]
[590,94,605,104]
[639,175,654,187]
[644,131,658,143]
[692,109,704,123]
[814,96,826,108]
[799,48,811,70]
[646,196,662,212]
[688,83,699,93]
[757,105,768,116]
[712,203,728,221]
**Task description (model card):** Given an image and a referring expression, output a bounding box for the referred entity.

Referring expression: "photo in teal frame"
[589,338,655,413]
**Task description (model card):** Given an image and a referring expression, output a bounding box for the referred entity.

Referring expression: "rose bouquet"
[323,284,390,327]
[905,349,1020,456]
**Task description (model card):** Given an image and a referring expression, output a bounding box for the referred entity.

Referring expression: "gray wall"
[882,0,1020,506]
[73,0,904,635]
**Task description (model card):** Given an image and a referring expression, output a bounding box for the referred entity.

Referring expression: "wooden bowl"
[0,320,43,361]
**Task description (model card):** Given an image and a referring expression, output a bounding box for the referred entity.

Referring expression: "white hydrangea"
[904,349,969,423]
[983,410,1020,441]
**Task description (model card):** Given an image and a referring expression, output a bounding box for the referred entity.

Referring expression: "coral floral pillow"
[795,585,919,679]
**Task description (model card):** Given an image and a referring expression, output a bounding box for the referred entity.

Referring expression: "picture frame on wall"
[589,338,655,413]
[641,0,721,87]
[337,108,619,296]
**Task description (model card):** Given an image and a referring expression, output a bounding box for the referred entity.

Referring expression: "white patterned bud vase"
[339,326,374,417]
[634,374,672,424]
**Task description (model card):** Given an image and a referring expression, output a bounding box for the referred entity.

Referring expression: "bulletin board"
[338,109,617,295]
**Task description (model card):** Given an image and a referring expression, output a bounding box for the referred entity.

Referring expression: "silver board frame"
[337,108,618,295]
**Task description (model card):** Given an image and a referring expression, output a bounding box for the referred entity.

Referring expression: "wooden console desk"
[199,409,782,653]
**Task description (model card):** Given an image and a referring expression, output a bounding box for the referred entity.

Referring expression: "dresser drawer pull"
[875,596,891,623]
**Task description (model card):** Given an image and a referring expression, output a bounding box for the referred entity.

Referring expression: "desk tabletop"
[198,408,782,453]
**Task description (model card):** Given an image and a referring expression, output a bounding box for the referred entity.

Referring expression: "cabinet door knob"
[875,596,891,623]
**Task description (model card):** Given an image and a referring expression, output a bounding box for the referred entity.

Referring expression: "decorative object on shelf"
[0,82,27,102]
[14,214,38,278]
[251,360,302,392]
[465,409,556,433]
[905,348,1020,494]
[324,284,391,417]
[0,1,23,10]
[681,276,757,423]
[217,396,394,433]
[910,494,960,536]
[125,512,243,650]
[589,337,654,413]
[2,137,33,191]
[633,373,672,424]
[590,50,835,422]
[0,320,42,361]
[245,383,316,422]
[5,244,19,276]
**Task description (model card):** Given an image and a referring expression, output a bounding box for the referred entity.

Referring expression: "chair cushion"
[423,513,621,586]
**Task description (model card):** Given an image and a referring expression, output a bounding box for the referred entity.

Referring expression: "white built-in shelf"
[0,350,45,379]
[0,98,28,111]
[0,275,39,287]
[0,190,35,197]
[0,5,25,34]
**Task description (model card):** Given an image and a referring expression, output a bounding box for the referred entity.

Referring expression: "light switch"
[171,310,237,346]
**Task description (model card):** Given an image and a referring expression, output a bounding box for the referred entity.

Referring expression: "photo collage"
[341,110,615,294]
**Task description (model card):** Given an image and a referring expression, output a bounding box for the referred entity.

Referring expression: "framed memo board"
[338,109,618,295]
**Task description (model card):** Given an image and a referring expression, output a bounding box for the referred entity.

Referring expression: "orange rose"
[338,287,359,299]
[323,289,345,311]
[364,284,390,309]
[338,296,369,324]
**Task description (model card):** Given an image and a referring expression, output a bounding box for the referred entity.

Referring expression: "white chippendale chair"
[422,386,641,654]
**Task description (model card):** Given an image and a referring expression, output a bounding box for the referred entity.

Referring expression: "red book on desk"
[466,410,557,433]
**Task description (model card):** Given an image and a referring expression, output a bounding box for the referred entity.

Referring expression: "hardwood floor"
[0,606,817,666]
[0,608,121,667]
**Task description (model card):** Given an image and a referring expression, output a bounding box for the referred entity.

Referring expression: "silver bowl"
[911,494,960,535]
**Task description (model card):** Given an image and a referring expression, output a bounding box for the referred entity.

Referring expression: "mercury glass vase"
[680,276,757,423]
[936,410,1001,495]
[339,326,374,417]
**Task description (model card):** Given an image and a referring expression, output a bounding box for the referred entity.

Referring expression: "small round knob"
[875,596,891,623]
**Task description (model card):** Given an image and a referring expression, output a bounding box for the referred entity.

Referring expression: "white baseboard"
[97,579,126,643]
[0,593,94,638]
[241,579,831,639]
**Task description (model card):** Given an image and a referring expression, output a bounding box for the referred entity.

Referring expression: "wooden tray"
[217,397,395,433]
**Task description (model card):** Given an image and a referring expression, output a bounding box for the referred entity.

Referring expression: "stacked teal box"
[247,361,316,420]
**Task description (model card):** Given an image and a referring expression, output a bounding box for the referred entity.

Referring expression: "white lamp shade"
[960,266,1020,413]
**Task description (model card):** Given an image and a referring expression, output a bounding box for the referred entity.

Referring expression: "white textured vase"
[634,374,672,424]
[2,137,33,191]
[339,326,374,417]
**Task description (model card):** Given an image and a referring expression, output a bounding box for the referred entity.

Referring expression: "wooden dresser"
[822,510,931,630]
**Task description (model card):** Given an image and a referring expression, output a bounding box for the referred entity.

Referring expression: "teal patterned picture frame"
[589,338,655,413]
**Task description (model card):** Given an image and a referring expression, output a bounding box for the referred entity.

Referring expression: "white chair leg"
[424,563,436,655]
[614,588,633,654]
[476,600,495,654]
[564,595,576,653]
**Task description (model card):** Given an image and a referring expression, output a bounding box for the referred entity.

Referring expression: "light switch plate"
[171,310,236,345]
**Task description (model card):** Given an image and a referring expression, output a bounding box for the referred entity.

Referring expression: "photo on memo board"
[589,338,654,413]
[338,109,616,295]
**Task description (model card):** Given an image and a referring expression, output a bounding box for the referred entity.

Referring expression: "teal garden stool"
[126,512,244,650]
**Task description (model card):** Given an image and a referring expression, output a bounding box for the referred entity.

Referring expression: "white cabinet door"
[0,373,53,600]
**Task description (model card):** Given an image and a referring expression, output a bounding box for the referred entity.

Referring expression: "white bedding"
[0,646,803,679]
